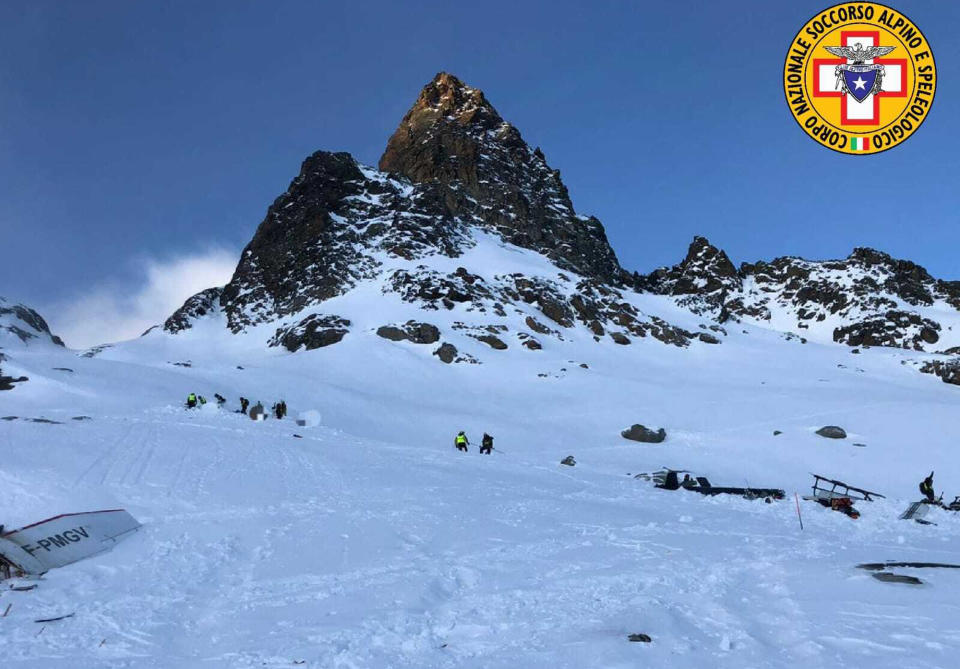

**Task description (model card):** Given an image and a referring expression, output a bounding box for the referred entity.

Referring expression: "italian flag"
[849,136,870,151]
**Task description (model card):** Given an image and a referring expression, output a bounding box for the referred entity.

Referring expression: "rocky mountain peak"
[379,73,623,283]
[641,236,741,317]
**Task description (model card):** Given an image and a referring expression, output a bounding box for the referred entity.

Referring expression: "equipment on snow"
[803,474,884,519]
[560,455,576,466]
[647,468,784,501]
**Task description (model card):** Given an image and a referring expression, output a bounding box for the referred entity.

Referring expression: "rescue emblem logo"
[783,2,936,155]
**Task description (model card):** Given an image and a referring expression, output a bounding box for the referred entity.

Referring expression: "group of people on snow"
[454,431,494,454]
[185,393,289,421]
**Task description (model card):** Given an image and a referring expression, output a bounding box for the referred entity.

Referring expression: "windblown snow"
[2,235,960,669]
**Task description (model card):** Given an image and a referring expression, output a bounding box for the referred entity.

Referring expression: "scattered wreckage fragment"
[803,474,884,519]
[638,469,784,502]
[0,509,141,580]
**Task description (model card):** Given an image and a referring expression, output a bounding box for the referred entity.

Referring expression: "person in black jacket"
[480,433,493,454]
[919,471,936,503]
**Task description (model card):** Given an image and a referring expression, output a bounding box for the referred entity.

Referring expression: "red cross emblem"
[812,31,907,125]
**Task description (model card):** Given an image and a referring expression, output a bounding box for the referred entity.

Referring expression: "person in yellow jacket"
[454,431,469,452]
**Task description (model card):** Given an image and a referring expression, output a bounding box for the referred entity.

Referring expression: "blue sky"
[1,1,957,344]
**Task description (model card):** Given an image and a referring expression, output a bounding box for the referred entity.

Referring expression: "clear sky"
[1,1,957,346]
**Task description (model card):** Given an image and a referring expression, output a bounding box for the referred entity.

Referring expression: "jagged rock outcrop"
[642,236,741,317]
[0,296,64,347]
[920,359,960,386]
[164,288,224,333]
[380,72,623,283]
[646,239,960,352]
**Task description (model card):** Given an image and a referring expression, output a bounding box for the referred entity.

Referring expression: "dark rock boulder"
[476,334,507,350]
[376,321,441,345]
[621,424,666,443]
[815,426,847,439]
[525,316,552,335]
[610,332,631,345]
[698,332,721,344]
[627,634,652,643]
[269,315,351,352]
[434,342,458,364]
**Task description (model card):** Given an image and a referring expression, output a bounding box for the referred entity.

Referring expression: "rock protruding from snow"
[269,315,351,352]
[376,321,441,345]
[379,72,623,283]
[815,426,847,439]
[216,151,470,332]
[0,296,65,347]
[621,424,667,443]
[642,236,741,318]
[164,287,225,334]
[920,359,960,386]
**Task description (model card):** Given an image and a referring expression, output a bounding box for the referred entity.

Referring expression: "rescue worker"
[214,393,226,406]
[186,393,197,409]
[455,431,469,452]
[919,471,936,503]
[480,433,493,454]
[239,397,250,415]
[280,400,288,419]
[198,395,207,406]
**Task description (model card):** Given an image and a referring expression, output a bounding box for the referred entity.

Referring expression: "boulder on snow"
[434,342,458,364]
[621,424,666,443]
[610,332,631,345]
[376,321,441,345]
[627,633,652,643]
[476,334,507,350]
[560,455,576,466]
[815,426,847,439]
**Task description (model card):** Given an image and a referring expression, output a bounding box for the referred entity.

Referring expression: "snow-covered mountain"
[3,73,960,668]
[153,72,959,389]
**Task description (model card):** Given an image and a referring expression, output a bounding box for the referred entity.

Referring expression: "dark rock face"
[0,297,64,347]
[376,321,441,345]
[379,73,623,283]
[816,426,847,439]
[621,424,666,443]
[269,315,351,352]
[920,359,960,386]
[164,287,224,333]
[833,311,940,350]
[642,236,741,317]
[216,151,469,332]
[644,239,960,353]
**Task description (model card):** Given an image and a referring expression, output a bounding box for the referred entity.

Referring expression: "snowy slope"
[2,254,960,667]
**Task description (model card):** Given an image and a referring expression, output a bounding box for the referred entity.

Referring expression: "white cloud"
[49,248,238,349]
